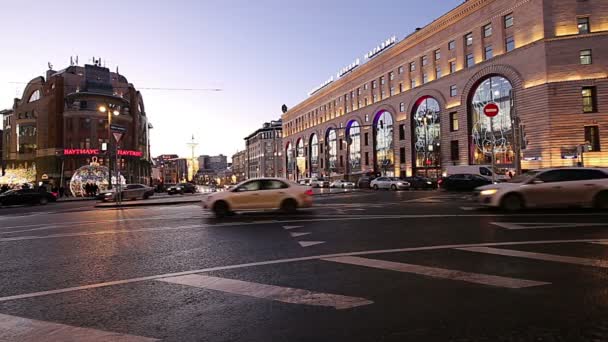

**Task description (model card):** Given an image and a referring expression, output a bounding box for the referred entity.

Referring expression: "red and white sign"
[113,132,123,142]
[483,103,500,118]
[118,150,143,157]
[63,149,143,157]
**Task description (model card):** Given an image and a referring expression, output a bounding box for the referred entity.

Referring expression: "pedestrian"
[508,171,514,179]
[84,183,90,197]
[93,183,99,196]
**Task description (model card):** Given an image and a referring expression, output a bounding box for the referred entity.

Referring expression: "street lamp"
[99,104,120,189]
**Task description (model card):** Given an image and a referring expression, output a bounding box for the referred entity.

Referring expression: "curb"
[95,199,201,208]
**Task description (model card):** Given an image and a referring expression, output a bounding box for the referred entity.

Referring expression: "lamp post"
[99,104,120,190]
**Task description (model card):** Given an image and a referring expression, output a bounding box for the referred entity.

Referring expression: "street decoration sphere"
[69,163,125,197]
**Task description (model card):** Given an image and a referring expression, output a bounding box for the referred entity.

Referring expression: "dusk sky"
[0,0,462,160]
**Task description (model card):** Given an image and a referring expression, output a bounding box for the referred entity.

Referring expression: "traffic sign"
[110,124,127,133]
[113,132,123,142]
[483,103,500,118]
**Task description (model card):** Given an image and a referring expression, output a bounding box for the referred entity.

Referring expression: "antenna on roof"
[70,56,74,66]
[47,62,53,70]
[75,55,79,65]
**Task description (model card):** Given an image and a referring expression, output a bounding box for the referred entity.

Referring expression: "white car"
[370,177,410,190]
[330,180,355,188]
[203,178,313,217]
[476,167,608,211]
[310,177,330,188]
[102,184,154,202]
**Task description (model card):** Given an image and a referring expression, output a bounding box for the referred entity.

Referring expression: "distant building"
[245,119,282,179]
[153,154,187,184]
[197,154,228,172]
[1,110,13,178]
[231,150,246,182]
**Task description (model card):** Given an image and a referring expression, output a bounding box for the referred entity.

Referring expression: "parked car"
[439,174,493,191]
[330,180,355,188]
[310,177,330,188]
[476,167,608,211]
[202,178,313,218]
[357,176,373,189]
[402,176,437,190]
[0,189,57,206]
[168,183,197,195]
[370,177,410,190]
[298,178,312,186]
[102,184,155,202]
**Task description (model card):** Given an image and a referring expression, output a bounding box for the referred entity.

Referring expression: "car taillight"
[438,179,443,185]
[305,189,313,196]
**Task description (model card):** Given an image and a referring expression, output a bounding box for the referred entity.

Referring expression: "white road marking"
[290,232,311,237]
[491,222,608,230]
[457,246,608,268]
[1,238,607,303]
[157,274,372,310]
[591,242,608,246]
[0,313,158,342]
[459,207,478,211]
[298,241,325,247]
[283,225,304,230]
[323,256,548,288]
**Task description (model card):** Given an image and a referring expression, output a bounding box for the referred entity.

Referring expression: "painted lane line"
[459,207,478,211]
[591,242,608,246]
[491,222,608,230]
[283,225,304,230]
[290,232,311,237]
[457,247,608,268]
[298,241,326,247]
[323,256,548,289]
[0,313,158,342]
[1,238,607,303]
[157,274,372,310]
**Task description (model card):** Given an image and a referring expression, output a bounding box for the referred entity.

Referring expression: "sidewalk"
[95,193,204,208]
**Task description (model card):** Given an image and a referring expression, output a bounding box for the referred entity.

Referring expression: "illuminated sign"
[118,150,143,157]
[63,149,143,157]
[308,76,334,96]
[365,36,397,60]
[337,58,360,78]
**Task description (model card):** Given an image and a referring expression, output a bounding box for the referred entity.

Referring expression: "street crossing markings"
[290,232,311,237]
[457,247,608,268]
[157,274,373,310]
[298,241,326,247]
[0,313,158,342]
[283,225,304,230]
[323,256,549,288]
[491,222,608,230]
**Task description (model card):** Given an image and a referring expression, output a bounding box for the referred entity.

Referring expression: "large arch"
[296,138,306,179]
[309,133,320,177]
[346,120,362,177]
[325,127,338,176]
[411,96,442,178]
[373,110,395,176]
[285,141,294,179]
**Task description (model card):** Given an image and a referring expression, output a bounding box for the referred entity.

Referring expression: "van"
[445,165,507,181]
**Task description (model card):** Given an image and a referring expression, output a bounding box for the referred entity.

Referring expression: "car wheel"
[280,199,298,214]
[593,191,608,210]
[501,193,525,212]
[39,197,48,205]
[213,201,229,218]
[373,184,379,190]
[391,184,397,191]
[143,193,150,199]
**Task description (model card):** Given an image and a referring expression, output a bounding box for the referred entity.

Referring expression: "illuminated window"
[410,62,416,72]
[435,49,441,60]
[585,126,601,152]
[389,72,395,81]
[484,45,493,60]
[504,13,514,28]
[450,112,459,131]
[578,17,590,34]
[483,23,492,38]
[422,55,428,66]
[435,66,442,79]
[582,87,597,113]
[400,102,405,112]
[411,79,416,88]
[450,85,457,97]
[449,61,456,73]
[372,80,377,89]
[380,77,385,85]
[580,50,592,65]
[448,40,456,50]
[505,36,515,52]
[466,54,475,67]
[465,33,473,46]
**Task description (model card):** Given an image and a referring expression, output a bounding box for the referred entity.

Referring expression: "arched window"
[347,121,361,173]
[374,111,394,176]
[412,96,441,177]
[28,90,41,103]
[296,138,306,178]
[469,76,514,166]
[327,129,337,173]
[309,134,319,177]
[285,142,294,176]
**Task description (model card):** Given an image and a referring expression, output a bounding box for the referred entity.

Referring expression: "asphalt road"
[1,190,608,341]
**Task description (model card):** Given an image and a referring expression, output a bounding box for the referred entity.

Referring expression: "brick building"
[281,0,608,181]
[245,120,283,179]
[231,150,247,183]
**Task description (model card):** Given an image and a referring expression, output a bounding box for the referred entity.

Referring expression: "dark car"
[402,176,437,190]
[438,173,492,191]
[357,176,373,189]
[168,183,197,195]
[0,189,57,206]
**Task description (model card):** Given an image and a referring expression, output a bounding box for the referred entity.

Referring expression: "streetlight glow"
[113,110,120,116]
[99,105,107,113]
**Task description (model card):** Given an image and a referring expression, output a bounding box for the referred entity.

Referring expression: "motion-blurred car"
[203,178,313,218]
[357,176,373,189]
[370,177,410,190]
[310,177,330,188]
[168,183,197,195]
[476,167,608,211]
[402,176,437,190]
[330,180,355,188]
[298,178,312,186]
[102,184,154,202]
[0,189,57,206]
[438,174,492,191]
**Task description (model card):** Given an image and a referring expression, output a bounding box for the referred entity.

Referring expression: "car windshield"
[508,170,541,183]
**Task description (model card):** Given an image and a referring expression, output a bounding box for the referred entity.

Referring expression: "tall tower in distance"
[186,135,199,182]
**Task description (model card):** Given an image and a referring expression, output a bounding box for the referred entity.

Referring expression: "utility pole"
[186,135,198,182]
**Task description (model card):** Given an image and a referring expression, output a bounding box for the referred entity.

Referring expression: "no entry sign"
[483,103,500,118]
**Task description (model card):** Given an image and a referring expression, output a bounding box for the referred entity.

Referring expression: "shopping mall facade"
[1,61,152,191]
[281,0,608,181]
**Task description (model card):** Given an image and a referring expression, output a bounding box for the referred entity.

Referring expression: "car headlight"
[104,193,113,196]
[480,189,498,196]
[176,187,182,190]
[426,181,432,185]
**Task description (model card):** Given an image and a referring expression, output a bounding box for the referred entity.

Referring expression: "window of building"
[399,124,405,140]
[399,147,406,162]
[483,23,492,38]
[373,94,378,102]
[450,85,457,97]
[398,66,404,74]
[505,36,515,52]
[365,114,369,122]
[380,77,385,85]
[422,55,428,66]
[449,61,456,73]
[364,98,369,106]
[450,140,460,160]
[389,72,395,81]
[339,138,343,150]
[357,88,361,95]
[450,112,459,131]
[372,80,377,89]
[410,62,416,72]
[364,83,368,90]
[435,49,441,61]
[582,87,597,113]
[484,45,493,60]
[580,49,592,65]
[400,102,405,112]
[411,79,416,88]
[27,90,41,103]
[365,152,369,165]
[448,40,456,50]
[435,66,442,79]
[466,53,475,67]
[399,83,403,92]
[465,32,473,46]
[585,126,601,152]
[364,132,369,146]
[504,13,514,28]
[578,17,590,34]
[390,87,395,96]
[423,73,428,84]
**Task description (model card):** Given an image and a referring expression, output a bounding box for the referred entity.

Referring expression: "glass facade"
[285,142,294,175]
[296,139,306,178]
[327,129,337,173]
[309,134,319,176]
[374,111,394,176]
[347,121,361,173]
[469,76,514,166]
[412,97,441,177]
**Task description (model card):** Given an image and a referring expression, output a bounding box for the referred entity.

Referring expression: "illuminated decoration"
[365,36,397,60]
[69,159,125,197]
[374,111,394,176]
[308,76,334,96]
[0,167,36,185]
[470,76,514,166]
[62,149,143,157]
[337,59,360,78]
[118,150,143,157]
[413,97,441,175]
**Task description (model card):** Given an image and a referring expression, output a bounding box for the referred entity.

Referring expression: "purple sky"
[0,0,462,159]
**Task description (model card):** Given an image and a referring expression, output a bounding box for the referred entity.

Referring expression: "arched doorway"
[469,76,514,168]
[374,111,394,176]
[412,96,441,178]
[285,142,294,180]
[296,138,306,180]
[309,134,319,177]
[346,121,361,178]
[326,128,338,176]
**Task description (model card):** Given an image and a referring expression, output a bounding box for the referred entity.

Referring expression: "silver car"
[103,184,155,202]
[370,177,410,190]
